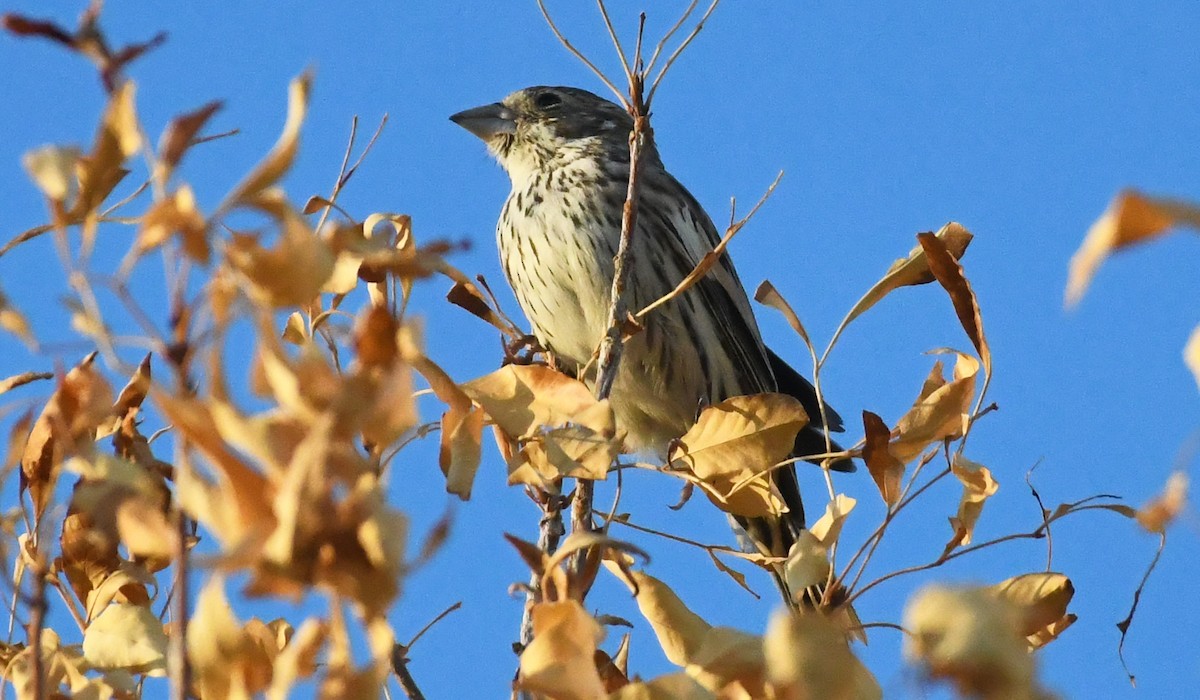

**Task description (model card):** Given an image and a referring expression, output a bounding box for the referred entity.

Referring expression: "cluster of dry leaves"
[0,5,1193,700]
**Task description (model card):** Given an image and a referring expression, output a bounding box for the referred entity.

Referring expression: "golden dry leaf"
[72,80,141,228]
[764,609,881,700]
[890,353,979,464]
[948,455,999,548]
[843,222,973,327]
[189,576,271,698]
[21,352,114,515]
[988,573,1076,649]
[224,72,312,207]
[0,287,35,347]
[670,393,808,519]
[754,281,811,348]
[904,585,1039,700]
[22,144,81,204]
[226,196,335,307]
[82,603,167,675]
[67,453,176,564]
[509,400,618,487]
[519,600,607,700]
[363,213,416,306]
[102,353,151,437]
[413,353,484,499]
[607,673,712,699]
[133,186,209,264]
[1066,190,1200,306]
[809,494,857,547]
[463,364,599,438]
[917,231,992,383]
[155,392,276,550]
[1136,471,1188,534]
[1186,324,1200,391]
[266,618,327,700]
[862,410,903,506]
[6,629,95,698]
[604,566,767,694]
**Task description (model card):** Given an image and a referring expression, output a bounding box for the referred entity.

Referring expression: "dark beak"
[450,102,517,140]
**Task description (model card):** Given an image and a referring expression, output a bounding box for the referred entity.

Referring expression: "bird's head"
[451,86,636,182]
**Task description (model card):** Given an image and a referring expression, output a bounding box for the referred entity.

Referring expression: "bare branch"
[646,0,721,107]
[536,0,628,108]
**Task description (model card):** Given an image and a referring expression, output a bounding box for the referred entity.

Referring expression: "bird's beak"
[450,102,517,141]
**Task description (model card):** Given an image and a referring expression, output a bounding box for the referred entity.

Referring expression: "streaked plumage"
[452,86,851,601]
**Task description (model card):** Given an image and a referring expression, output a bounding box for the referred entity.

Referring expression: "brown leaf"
[843,222,973,327]
[22,353,115,515]
[754,281,811,348]
[518,600,607,700]
[861,410,903,506]
[1066,190,1200,306]
[72,80,141,237]
[1136,471,1187,534]
[670,393,808,518]
[412,353,484,499]
[508,400,618,487]
[917,231,991,383]
[132,186,209,265]
[607,673,712,699]
[225,196,335,307]
[446,279,520,338]
[156,100,223,184]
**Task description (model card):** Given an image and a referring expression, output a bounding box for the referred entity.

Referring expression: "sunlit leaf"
[904,584,1039,699]
[223,72,312,207]
[670,393,808,518]
[988,572,1075,649]
[948,455,998,548]
[890,353,979,464]
[764,608,881,700]
[22,144,81,204]
[463,364,598,438]
[1066,190,1200,306]
[83,603,167,675]
[519,600,607,700]
[156,100,223,184]
[843,222,972,327]
[917,231,991,383]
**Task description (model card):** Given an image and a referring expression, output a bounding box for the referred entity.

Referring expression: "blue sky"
[2,1,1199,697]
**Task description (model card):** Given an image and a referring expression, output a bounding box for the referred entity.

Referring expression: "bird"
[451,86,852,603]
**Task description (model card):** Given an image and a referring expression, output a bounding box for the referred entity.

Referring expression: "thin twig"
[646,0,721,106]
[595,1,634,88]
[391,646,427,700]
[535,0,628,108]
[28,554,47,700]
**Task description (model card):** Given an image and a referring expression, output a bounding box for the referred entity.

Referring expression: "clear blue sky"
[2,1,1198,697]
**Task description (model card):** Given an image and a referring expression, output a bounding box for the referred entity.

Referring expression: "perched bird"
[451,86,852,602]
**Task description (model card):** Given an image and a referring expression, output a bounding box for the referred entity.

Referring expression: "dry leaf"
[843,222,973,327]
[22,352,114,515]
[83,603,167,675]
[754,281,811,348]
[223,72,312,207]
[133,186,209,264]
[0,287,35,347]
[519,600,607,700]
[890,353,979,464]
[1186,324,1200,391]
[988,572,1076,649]
[904,584,1040,700]
[948,455,999,548]
[413,353,484,500]
[764,609,881,700]
[1066,190,1200,306]
[22,144,81,204]
[669,393,808,519]
[607,673,712,699]
[225,194,335,307]
[862,410,903,506]
[917,231,991,382]
[156,100,223,184]
[463,364,599,438]
[1136,471,1187,534]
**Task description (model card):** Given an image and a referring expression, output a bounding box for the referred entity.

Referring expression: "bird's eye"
[534,92,562,109]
